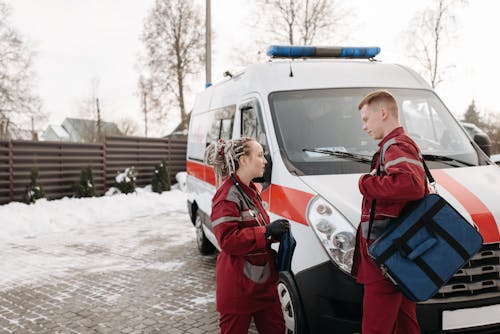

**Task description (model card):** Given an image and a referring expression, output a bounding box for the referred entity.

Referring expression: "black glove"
[265,219,290,239]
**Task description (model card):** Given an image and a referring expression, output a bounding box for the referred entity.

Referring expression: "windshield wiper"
[422,154,474,167]
[303,148,372,163]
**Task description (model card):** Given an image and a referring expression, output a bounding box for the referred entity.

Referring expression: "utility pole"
[143,92,148,137]
[31,116,38,141]
[205,0,212,88]
[96,98,102,142]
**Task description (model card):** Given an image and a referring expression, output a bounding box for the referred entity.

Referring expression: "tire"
[195,213,215,255]
[277,271,308,334]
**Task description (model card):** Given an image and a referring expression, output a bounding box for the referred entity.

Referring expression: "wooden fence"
[0,136,187,205]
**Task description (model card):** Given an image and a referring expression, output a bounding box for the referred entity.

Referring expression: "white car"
[460,121,492,156]
[491,153,500,166]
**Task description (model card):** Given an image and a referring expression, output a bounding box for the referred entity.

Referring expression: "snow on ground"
[0,185,187,241]
[0,178,196,291]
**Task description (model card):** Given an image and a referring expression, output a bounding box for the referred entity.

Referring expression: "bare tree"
[76,77,105,143]
[138,74,152,137]
[0,1,45,139]
[255,0,353,46]
[404,0,466,89]
[78,77,101,119]
[139,0,204,132]
[116,117,139,136]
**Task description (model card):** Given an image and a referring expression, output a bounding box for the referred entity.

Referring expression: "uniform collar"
[378,126,405,148]
[231,173,258,195]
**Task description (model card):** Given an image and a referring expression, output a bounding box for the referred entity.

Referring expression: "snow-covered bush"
[175,172,187,192]
[74,166,95,198]
[115,167,137,194]
[151,160,170,193]
[24,168,45,204]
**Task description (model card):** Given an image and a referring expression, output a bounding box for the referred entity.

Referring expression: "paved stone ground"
[0,212,258,334]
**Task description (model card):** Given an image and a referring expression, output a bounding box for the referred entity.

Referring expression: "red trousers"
[362,278,420,334]
[219,301,285,334]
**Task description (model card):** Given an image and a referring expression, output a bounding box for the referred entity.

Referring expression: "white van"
[186,46,500,333]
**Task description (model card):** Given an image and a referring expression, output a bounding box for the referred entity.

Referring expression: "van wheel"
[277,271,307,334]
[195,214,215,254]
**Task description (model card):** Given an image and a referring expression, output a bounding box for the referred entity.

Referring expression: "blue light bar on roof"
[266,45,381,59]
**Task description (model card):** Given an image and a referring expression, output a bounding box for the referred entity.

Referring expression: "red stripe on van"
[186,160,205,181]
[205,164,216,186]
[267,184,314,226]
[433,169,500,243]
[187,160,314,225]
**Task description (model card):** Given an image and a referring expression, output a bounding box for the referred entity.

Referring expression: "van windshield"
[269,88,479,175]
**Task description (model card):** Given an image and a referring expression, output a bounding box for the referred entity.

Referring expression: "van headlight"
[307,195,356,274]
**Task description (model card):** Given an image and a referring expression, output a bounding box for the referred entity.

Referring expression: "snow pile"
[176,171,187,192]
[0,187,187,241]
[115,167,137,183]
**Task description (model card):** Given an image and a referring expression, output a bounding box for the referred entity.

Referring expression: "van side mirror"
[473,133,491,157]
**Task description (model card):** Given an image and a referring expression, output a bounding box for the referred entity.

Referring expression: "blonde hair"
[358,90,399,119]
[204,137,255,185]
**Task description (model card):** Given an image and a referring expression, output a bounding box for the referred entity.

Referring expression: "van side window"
[220,119,232,140]
[208,119,222,143]
[187,110,213,161]
[240,100,268,152]
[207,105,236,145]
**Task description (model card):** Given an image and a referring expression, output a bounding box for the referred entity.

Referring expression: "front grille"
[432,243,500,300]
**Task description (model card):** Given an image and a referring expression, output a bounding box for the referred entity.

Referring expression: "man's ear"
[380,106,389,120]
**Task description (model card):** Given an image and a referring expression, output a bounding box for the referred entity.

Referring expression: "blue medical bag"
[368,193,483,302]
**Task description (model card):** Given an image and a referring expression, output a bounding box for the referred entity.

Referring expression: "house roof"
[51,125,70,139]
[63,117,121,135]
[42,117,122,142]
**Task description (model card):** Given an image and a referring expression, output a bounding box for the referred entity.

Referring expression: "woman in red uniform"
[205,137,288,334]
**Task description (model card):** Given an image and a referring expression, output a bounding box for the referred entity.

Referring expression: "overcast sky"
[5,0,500,136]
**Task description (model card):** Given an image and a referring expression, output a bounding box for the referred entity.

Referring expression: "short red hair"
[358,90,398,118]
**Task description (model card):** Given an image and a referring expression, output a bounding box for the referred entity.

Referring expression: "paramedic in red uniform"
[205,137,288,334]
[352,90,428,334]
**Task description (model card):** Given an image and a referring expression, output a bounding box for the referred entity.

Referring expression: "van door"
[238,98,272,191]
[202,105,236,239]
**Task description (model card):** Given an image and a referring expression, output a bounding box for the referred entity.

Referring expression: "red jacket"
[210,174,280,314]
[352,127,428,283]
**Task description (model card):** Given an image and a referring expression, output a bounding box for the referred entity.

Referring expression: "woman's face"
[239,140,266,179]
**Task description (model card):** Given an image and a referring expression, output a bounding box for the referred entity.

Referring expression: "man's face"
[360,103,385,140]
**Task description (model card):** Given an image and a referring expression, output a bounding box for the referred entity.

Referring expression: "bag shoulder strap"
[367,144,433,242]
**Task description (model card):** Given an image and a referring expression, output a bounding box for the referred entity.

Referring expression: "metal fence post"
[102,138,107,193]
[8,140,14,202]
[167,138,172,184]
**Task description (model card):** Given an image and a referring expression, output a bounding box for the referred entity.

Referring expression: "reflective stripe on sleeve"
[212,216,242,228]
[381,138,397,163]
[382,157,423,172]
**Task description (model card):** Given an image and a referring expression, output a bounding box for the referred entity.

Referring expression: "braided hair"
[204,137,255,186]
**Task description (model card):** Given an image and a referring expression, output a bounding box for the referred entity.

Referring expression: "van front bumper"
[417,296,500,334]
[294,261,363,333]
[294,262,500,333]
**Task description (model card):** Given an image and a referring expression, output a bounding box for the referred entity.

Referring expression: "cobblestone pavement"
[0,212,258,334]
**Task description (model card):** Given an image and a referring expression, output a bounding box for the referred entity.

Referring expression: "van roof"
[196,59,431,111]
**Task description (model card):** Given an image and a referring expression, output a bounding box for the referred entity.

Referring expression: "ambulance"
[185,46,500,333]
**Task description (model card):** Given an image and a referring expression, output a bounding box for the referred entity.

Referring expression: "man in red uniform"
[352,90,428,333]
